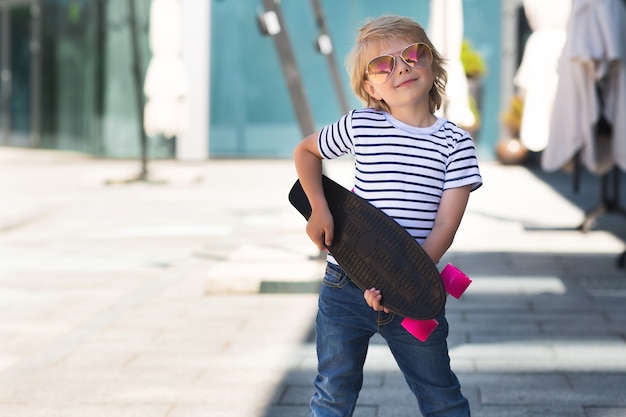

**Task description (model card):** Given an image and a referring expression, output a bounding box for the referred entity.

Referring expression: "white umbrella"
[428,0,475,128]
[143,0,189,139]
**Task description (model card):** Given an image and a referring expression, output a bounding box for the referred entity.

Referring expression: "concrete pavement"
[0,146,625,417]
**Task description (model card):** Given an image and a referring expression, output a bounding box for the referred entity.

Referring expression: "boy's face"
[364,39,435,115]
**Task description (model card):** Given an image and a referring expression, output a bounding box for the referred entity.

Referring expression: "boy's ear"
[364,80,382,101]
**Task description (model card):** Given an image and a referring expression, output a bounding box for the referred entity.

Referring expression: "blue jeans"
[310,262,470,417]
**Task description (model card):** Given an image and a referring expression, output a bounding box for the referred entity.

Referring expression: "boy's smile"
[396,78,417,88]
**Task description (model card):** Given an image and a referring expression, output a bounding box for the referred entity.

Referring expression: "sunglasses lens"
[402,43,432,68]
[367,55,394,84]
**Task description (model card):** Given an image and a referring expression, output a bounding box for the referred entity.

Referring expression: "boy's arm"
[421,184,472,264]
[293,133,334,249]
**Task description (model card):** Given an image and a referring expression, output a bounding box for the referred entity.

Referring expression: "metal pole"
[128,0,148,180]
[261,0,316,137]
[309,0,349,114]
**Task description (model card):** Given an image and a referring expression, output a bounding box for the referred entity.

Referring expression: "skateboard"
[289,175,472,341]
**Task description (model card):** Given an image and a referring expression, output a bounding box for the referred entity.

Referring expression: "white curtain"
[428,0,475,128]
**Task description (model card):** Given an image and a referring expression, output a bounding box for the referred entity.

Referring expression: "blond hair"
[345,15,447,114]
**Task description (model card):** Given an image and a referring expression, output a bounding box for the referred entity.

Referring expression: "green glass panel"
[9,5,30,138]
[40,0,102,153]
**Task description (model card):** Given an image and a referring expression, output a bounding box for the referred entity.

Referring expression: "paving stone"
[584,407,626,417]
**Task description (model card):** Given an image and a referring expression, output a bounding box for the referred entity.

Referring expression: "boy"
[293,15,482,417]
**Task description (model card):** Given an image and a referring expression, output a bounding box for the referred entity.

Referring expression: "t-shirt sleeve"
[317,111,356,159]
[444,133,483,192]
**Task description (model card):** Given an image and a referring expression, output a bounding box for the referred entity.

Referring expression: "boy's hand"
[306,207,334,250]
[364,288,391,313]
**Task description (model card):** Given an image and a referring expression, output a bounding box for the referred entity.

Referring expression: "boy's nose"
[398,61,412,74]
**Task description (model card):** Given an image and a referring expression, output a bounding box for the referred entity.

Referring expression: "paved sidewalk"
[0,146,625,417]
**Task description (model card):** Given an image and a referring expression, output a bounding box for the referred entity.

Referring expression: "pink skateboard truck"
[401,263,472,342]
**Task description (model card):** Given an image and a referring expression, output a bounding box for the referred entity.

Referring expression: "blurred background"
[0,0,530,161]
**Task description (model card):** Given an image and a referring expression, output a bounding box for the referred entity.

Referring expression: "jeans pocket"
[322,263,349,288]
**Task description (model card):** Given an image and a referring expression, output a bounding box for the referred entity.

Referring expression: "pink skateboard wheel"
[441,263,472,299]
[401,317,439,342]
[401,264,471,341]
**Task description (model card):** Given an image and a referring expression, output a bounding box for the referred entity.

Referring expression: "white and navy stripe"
[318,108,482,245]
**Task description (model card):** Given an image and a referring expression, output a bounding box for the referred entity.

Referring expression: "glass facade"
[100,0,151,158]
[39,0,104,153]
[0,0,173,158]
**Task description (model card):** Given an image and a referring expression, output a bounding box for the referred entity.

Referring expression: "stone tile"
[471,405,586,417]
[261,406,311,417]
[0,404,172,417]
[584,407,626,417]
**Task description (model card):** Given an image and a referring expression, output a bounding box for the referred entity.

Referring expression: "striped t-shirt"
[318,108,483,251]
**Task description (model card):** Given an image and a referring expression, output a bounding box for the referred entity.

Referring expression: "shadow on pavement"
[528,161,626,244]
[260,250,626,417]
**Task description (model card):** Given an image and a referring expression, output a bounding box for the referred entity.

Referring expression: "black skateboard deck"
[289,175,446,320]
